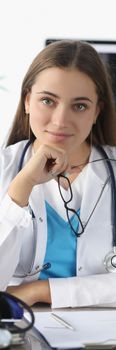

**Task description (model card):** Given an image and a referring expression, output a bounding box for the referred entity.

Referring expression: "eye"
[73,103,87,111]
[41,98,54,106]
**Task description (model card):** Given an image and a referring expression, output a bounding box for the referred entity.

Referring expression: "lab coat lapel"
[29,184,48,269]
[80,146,110,223]
[30,184,46,223]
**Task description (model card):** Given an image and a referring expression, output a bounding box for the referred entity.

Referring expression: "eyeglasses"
[57,174,84,237]
[57,155,115,238]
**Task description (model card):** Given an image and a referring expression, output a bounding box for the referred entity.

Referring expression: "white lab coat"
[0,140,116,308]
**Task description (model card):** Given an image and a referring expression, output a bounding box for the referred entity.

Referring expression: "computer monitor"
[45,39,116,98]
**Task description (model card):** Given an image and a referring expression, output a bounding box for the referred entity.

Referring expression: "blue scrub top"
[39,201,80,279]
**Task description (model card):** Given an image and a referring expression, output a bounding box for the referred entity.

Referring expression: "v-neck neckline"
[54,165,88,192]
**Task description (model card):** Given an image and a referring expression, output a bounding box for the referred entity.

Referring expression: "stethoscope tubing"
[96,145,116,247]
[18,141,116,247]
[18,140,31,172]
[17,141,116,272]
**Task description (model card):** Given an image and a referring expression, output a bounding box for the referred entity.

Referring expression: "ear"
[25,92,31,114]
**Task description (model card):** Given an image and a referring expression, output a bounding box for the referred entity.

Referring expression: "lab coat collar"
[80,145,110,223]
[89,145,110,181]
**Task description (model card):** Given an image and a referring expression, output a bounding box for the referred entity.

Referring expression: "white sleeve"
[0,194,32,290]
[49,273,116,308]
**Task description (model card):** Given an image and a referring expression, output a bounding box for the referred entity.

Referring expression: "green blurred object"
[0,76,8,91]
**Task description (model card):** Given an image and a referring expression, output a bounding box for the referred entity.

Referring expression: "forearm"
[7,280,51,306]
[8,170,34,207]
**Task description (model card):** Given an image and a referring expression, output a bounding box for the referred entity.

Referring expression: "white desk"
[10,304,116,350]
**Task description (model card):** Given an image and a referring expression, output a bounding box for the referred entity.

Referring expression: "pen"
[30,262,51,276]
[51,313,75,331]
[84,344,116,349]
[14,262,51,278]
[38,262,51,273]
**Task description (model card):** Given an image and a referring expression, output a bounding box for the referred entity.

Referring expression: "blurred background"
[0,0,116,146]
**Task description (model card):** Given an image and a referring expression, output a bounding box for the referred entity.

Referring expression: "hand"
[7,280,51,306]
[8,144,70,206]
[22,144,69,186]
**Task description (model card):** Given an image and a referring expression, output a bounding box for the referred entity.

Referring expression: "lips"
[46,131,73,137]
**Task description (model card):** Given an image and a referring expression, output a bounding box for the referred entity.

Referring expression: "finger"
[49,156,68,176]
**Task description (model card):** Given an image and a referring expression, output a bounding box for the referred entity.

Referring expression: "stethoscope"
[0,291,35,348]
[17,140,116,273]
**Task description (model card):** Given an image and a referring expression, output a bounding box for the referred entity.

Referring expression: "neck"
[69,143,91,170]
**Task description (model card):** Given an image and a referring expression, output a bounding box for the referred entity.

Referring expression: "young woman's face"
[25,67,100,155]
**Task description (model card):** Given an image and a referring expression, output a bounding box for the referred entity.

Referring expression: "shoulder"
[0,140,29,168]
[92,145,116,177]
[103,145,116,174]
[1,139,29,155]
[0,140,30,198]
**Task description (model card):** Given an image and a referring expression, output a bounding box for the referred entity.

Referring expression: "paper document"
[25,309,116,348]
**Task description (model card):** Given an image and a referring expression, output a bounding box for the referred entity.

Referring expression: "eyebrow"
[36,90,93,103]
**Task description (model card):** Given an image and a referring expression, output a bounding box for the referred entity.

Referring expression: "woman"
[0,40,116,308]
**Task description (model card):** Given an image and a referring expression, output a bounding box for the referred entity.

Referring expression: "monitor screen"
[45,39,116,98]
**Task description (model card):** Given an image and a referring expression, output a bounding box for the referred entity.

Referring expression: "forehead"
[33,67,98,98]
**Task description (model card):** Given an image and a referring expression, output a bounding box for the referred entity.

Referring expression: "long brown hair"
[7,40,116,146]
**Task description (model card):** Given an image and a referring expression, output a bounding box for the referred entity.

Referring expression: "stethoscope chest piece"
[104,247,116,272]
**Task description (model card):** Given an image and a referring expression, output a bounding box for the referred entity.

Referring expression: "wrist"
[34,280,51,304]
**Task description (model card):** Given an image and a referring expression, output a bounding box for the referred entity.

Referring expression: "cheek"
[29,106,50,132]
[77,114,93,129]
[84,108,97,126]
[76,112,95,138]
[30,113,44,132]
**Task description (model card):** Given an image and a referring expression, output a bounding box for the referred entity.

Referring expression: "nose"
[52,105,69,127]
